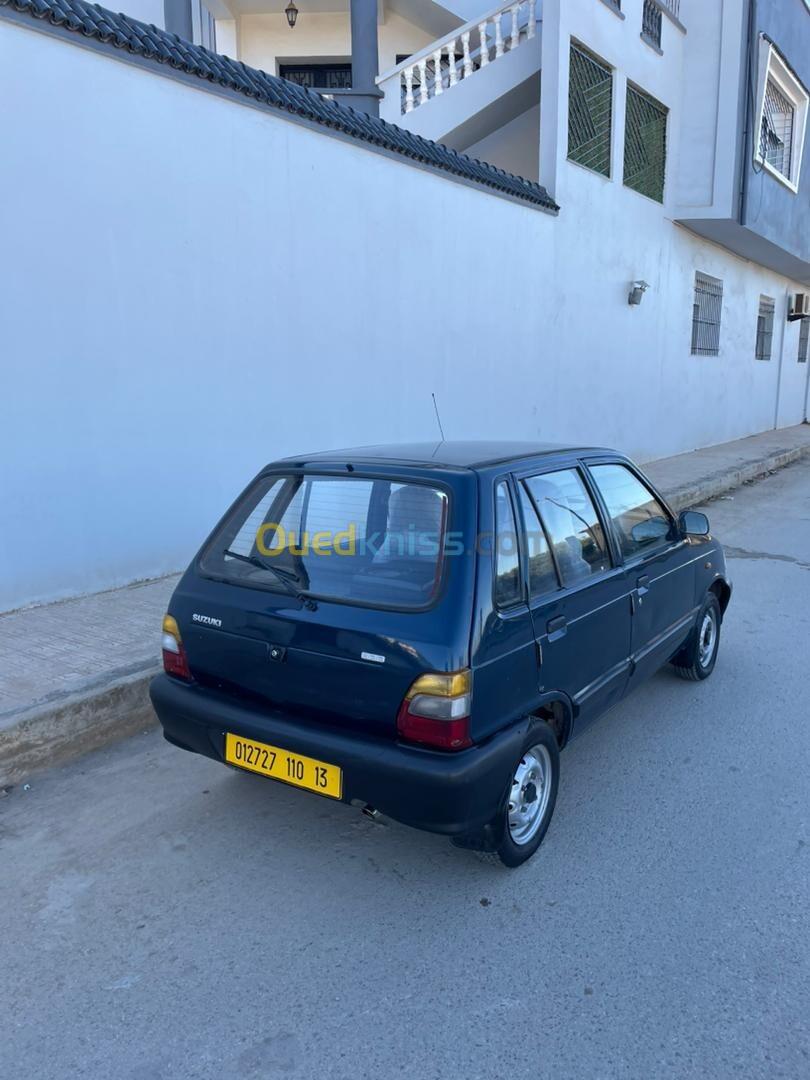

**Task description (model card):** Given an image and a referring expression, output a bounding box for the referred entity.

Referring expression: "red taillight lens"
[396,704,471,750]
[161,614,192,682]
[162,643,192,680]
[396,670,473,751]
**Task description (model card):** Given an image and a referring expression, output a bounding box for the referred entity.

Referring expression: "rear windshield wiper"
[222,548,315,606]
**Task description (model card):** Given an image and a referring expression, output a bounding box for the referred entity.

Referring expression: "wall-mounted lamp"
[285,0,299,28]
[628,280,650,306]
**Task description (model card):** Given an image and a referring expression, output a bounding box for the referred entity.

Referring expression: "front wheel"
[495,724,560,868]
[671,594,721,681]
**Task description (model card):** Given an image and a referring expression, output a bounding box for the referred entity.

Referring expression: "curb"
[0,665,159,789]
[1,439,808,787]
[659,444,810,512]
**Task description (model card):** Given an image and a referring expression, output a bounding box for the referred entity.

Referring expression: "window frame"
[567,40,615,179]
[514,480,563,602]
[754,39,809,194]
[278,60,353,90]
[514,462,617,590]
[755,295,776,361]
[197,468,453,614]
[586,460,677,565]
[492,476,526,612]
[582,456,681,567]
[798,317,809,364]
[623,81,669,203]
[691,272,724,357]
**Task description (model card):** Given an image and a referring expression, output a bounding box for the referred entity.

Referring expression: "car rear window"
[200,473,449,609]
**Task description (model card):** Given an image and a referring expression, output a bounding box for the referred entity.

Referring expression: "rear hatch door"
[171,464,476,737]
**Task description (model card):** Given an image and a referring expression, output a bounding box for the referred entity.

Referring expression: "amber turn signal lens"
[404,670,471,700]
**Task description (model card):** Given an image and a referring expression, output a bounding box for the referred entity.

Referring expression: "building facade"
[0,0,808,610]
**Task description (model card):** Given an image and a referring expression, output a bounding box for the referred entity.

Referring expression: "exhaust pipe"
[361,804,381,821]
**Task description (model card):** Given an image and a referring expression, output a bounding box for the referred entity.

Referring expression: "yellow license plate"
[224,733,342,799]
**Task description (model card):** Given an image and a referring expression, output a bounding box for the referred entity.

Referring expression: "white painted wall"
[672,0,746,219]
[215,17,237,57]
[122,0,165,26]
[462,104,540,180]
[237,11,435,78]
[0,11,807,611]
[535,0,808,452]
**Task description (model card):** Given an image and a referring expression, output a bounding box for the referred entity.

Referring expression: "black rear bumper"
[149,674,526,837]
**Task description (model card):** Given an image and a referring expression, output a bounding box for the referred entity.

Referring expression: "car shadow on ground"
[152,658,724,893]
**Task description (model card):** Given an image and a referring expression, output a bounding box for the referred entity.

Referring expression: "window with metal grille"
[755,296,775,361]
[641,0,662,50]
[799,318,809,364]
[691,273,723,356]
[279,63,352,90]
[624,84,668,202]
[568,43,613,177]
[760,77,795,180]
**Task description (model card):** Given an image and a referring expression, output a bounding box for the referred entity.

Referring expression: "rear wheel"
[495,724,560,868]
[671,594,721,681]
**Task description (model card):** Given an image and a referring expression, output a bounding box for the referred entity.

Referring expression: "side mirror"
[678,510,710,537]
[630,517,671,544]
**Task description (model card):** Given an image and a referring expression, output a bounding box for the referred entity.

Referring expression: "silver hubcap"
[508,744,552,846]
[698,610,717,668]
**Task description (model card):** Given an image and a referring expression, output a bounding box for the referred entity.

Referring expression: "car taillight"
[396,670,472,751]
[161,614,192,681]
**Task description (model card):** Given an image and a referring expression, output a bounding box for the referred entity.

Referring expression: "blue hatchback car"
[150,441,731,866]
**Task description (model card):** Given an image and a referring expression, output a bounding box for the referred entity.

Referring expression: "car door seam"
[573,657,633,705]
[630,608,699,665]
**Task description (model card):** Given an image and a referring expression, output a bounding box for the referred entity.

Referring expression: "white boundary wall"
[0,15,807,610]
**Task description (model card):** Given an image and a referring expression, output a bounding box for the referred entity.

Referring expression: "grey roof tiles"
[1,0,559,212]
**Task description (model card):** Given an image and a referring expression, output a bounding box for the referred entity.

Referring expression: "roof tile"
[1,0,558,212]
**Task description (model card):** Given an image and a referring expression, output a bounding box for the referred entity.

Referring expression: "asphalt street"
[2,460,809,1080]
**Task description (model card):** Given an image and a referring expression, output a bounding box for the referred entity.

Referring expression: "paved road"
[2,462,809,1080]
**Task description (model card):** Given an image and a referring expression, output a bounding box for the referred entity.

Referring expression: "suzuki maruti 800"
[150,442,731,866]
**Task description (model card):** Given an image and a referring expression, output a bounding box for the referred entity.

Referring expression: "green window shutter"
[624,84,668,202]
[568,43,613,177]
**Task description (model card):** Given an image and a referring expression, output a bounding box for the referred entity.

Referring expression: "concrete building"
[0,0,808,611]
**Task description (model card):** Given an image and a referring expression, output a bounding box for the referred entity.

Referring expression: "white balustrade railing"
[377,0,538,117]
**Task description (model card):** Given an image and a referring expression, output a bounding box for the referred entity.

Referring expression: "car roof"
[280,440,613,470]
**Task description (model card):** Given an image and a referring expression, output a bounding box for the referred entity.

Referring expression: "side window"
[494,481,521,607]
[590,463,672,559]
[525,469,610,586]
[517,485,559,598]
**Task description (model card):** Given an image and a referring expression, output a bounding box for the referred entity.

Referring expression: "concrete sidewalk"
[2,423,809,786]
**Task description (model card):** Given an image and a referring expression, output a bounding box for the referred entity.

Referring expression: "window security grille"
[624,85,668,202]
[691,274,723,356]
[279,64,352,90]
[755,297,776,361]
[641,0,662,49]
[799,318,809,364]
[568,44,613,177]
[760,76,795,180]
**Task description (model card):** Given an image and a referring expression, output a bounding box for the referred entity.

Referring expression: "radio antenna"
[431,392,446,442]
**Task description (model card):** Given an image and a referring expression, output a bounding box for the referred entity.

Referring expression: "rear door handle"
[637,574,650,598]
[546,615,567,642]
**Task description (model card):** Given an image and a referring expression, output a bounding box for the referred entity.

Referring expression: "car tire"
[494,723,560,868]
[671,593,721,682]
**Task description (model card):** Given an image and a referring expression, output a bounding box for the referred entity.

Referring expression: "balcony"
[208,0,542,174]
[377,0,542,149]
